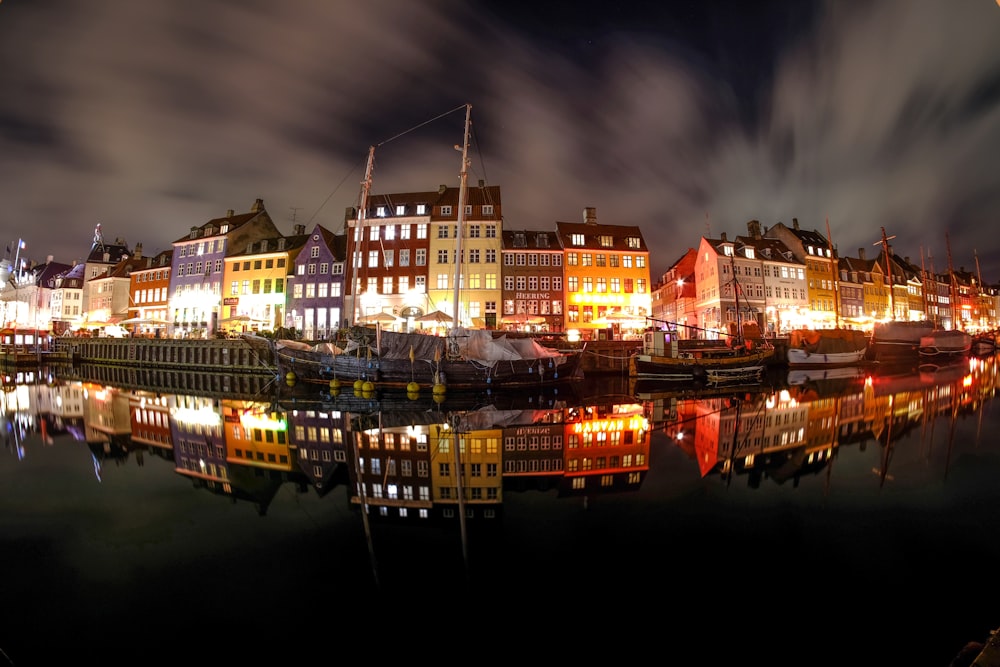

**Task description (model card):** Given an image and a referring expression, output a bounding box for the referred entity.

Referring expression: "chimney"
[478,179,485,188]
[226,209,235,218]
[294,224,305,235]
[133,243,142,260]
[439,184,447,194]
[251,198,264,213]
[583,207,597,224]
[345,206,357,222]
[746,220,762,239]
[859,247,866,260]
[721,232,728,242]
[792,217,800,230]
[46,255,54,264]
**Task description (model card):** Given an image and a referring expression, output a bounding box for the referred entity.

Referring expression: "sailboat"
[785,220,870,369]
[629,255,775,384]
[276,104,585,391]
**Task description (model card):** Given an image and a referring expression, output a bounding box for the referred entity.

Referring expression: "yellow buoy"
[353,379,365,392]
[433,392,446,404]
[329,378,341,391]
[362,380,375,392]
[407,381,420,393]
[432,383,447,395]
[285,371,297,384]
[407,391,420,401]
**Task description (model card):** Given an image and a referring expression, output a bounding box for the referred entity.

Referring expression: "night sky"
[1,1,998,282]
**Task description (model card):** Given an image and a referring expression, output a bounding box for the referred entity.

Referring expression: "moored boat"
[276,325,585,390]
[628,322,774,384]
[918,328,972,359]
[867,320,936,364]
[786,327,869,368]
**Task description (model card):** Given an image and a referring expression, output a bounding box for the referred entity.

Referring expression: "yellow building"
[427,183,502,328]
[556,207,651,340]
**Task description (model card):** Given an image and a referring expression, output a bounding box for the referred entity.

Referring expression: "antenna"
[289,207,302,223]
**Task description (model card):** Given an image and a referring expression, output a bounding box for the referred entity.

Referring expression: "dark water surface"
[2,360,999,665]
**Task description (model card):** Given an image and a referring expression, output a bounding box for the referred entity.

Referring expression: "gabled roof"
[555,221,648,252]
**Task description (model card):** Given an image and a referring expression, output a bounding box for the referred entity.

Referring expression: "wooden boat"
[786,327,869,368]
[866,320,936,363]
[918,328,972,359]
[628,321,774,384]
[276,325,584,390]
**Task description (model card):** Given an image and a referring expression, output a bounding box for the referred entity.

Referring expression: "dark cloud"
[1,0,997,282]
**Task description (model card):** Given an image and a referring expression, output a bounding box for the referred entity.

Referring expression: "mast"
[826,218,839,328]
[352,146,376,324]
[946,232,960,330]
[451,103,472,330]
[874,227,896,320]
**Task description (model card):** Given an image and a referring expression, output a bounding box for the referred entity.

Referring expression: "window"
[599,235,613,247]
[395,205,405,216]
[438,225,449,239]
[571,233,585,246]
[437,249,449,264]
[399,249,410,267]
[441,205,452,216]
[310,246,320,258]
[483,204,494,216]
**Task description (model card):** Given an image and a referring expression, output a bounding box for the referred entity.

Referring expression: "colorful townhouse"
[555,207,651,341]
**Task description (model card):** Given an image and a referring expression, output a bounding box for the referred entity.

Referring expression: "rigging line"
[377,103,470,147]
[304,151,371,231]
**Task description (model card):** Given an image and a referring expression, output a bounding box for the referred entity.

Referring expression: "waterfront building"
[556,207,651,341]
[764,218,839,328]
[500,228,564,333]
[652,248,697,338]
[167,198,281,338]
[125,249,173,337]
[742,221,806,334]
[222,224,308,335]
[285,223,345,339]
[49,262,86,335]
[81,224,132,317]
[426,182,502,329]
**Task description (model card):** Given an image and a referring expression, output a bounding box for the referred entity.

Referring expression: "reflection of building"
[561,400,650,496]
[128,390,173,459]
[501,409,566,490]
[347,410,436,521]
[432,416,503,520]
[288,402,348,494]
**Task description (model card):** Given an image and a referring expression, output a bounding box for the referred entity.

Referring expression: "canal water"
[1,360,998,665]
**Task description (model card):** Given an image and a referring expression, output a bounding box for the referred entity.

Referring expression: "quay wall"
[52,337,276,374]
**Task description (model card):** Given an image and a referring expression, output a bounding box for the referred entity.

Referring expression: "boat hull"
[867,320,936,363]
[786,328,869,368]
[918,330,972,359]
[628,347,773,384]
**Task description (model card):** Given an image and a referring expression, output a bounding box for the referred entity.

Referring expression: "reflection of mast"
[353,422,380,588]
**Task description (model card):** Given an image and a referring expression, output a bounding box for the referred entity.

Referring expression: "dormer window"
[416,204,426,215]
[483,204,494,216]
[723,245,734,256]
[376,206,387,217]
[395,205,405,216]
[441,205,452,216]
[220,224,229,234]
[744,248,755,260]
[571,233,585,246]
[537,233,549,248]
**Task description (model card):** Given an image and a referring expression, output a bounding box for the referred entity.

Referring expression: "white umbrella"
[360,312,401,324]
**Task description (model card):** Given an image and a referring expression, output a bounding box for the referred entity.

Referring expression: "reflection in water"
[2,356,998,511]
[2,356,1000,663]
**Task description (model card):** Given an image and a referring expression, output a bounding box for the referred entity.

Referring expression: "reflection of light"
[572,416,647,433]
[171,406,221,427]
[240,412,287,431]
